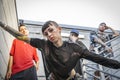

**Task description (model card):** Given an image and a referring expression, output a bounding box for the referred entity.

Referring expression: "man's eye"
[44,32,48,36]
[49,28,53,32]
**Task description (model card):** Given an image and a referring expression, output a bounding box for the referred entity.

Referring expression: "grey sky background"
[16,0,120,30]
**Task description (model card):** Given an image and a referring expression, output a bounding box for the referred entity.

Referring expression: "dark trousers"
[74,60,82,75]
[10,66,38,80]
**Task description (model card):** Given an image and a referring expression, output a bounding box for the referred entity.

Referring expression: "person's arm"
[33,48,39,71]
[94,37,106,47]
[90,32,107,47]
[93,36,112,52]
[105,26,119,37]
[35,61,39,71]
[5,55,13,80]
[82,49,120,69]
[73,41,120,69]
[0,21,30,42]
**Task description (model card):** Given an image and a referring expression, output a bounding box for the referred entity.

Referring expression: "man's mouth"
[50,37,55,41]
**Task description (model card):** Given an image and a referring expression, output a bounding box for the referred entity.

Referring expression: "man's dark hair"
[99,22,106,27]
[42,21,59,33]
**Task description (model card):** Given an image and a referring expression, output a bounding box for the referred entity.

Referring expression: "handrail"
[82,35,120,80]
[84,71,100,80]
[84,64,120,79]
[37,75,46,77]
[99,40,120,55]
[105,35,120,45]
[95,35,120,55]
[95,35,120,49]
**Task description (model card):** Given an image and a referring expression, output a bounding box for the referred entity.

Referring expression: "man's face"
[69,33,74,41]
[43,25,61,43]
[19,26,29,36]
[99,26,105,32]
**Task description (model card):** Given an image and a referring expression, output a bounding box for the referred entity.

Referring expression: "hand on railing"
[105,46,112,53]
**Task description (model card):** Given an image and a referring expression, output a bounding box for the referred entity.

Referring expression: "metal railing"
[82,35,120,80]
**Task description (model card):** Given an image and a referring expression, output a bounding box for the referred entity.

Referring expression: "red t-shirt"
[10,39,39,75]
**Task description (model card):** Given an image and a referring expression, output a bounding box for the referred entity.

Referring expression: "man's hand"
[5,70,12,80]
[104,26,110,30]
[35,65,39,71]
[105,46,112,53]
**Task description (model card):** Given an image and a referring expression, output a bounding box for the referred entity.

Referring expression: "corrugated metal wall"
[0,0,18,79]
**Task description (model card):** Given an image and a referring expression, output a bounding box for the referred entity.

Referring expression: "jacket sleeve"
[82,49,120,69]
[30,38,46,50]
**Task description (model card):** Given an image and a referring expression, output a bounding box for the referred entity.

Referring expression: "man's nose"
[47,32,52,37]
[23,30,25,33]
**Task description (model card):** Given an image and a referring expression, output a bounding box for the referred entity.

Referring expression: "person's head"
[98,22,106,32]
[19,24,29,36]
[70,29,79,37]
[69,29,79,42]
[42,21,62,43]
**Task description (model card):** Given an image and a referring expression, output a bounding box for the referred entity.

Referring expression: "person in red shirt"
[5,24,39,80]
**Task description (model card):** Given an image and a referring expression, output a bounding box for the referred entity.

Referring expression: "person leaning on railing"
[89,22,119,56]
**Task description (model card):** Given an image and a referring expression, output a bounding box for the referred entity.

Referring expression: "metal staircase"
[82,35,120,80]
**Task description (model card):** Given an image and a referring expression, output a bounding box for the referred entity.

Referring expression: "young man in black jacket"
[0,21,120,80]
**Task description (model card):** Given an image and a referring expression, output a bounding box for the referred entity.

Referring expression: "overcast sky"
[16,0,120,30]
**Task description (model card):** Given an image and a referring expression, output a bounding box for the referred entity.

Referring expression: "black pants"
[74,60,82,75]
[10,66,38,80]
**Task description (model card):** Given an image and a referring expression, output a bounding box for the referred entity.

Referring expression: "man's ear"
[58,26,62,32]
